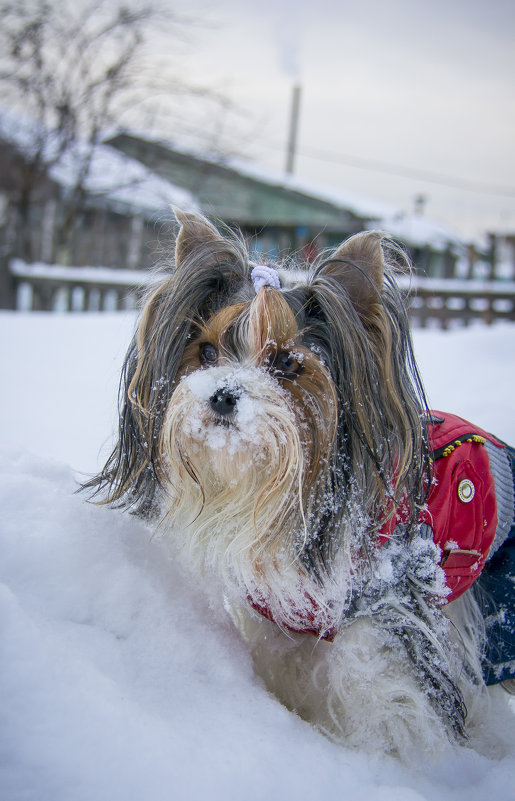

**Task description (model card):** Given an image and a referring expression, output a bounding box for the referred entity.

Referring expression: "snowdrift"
[1,312,514,800]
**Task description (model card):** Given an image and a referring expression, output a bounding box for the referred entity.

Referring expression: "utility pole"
[285,85,301,175]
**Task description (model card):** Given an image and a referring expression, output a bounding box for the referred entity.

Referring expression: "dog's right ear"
[311,231,385,320]
[174,208,228,266]
[82,209,251,514]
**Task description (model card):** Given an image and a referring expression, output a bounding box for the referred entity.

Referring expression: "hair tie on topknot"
[251,265,281,293]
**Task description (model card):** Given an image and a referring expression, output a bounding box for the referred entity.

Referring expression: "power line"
[263,139,515,198]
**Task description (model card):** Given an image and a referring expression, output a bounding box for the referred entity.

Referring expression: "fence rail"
[397,277,515,328]
[9,260,515,327]
[10,259,154,312]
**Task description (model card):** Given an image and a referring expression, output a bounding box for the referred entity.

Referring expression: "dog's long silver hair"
[85,210,477,744]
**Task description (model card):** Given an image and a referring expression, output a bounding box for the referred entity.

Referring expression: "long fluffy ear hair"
[284,230,431,550]
[82,209,255,515]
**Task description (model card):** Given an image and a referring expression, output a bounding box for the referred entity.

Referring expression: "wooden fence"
[9,260,154,312]
[8,259,515,328]
[397,276,515,328]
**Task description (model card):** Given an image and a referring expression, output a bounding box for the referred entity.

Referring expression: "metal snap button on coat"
[458,479,475,503]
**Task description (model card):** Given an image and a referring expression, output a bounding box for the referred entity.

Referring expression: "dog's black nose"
[209,388,239,416]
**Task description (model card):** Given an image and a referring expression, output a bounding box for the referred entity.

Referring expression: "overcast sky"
[156,0,514,241]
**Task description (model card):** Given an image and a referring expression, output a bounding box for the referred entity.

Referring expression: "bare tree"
[0,0,228,256]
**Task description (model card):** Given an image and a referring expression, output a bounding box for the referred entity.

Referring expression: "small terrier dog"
[87,209,514,758]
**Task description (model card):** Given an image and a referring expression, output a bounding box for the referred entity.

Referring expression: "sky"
[146,0,515,242]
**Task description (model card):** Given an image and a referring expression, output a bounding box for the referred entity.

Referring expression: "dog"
[85,209,515,759]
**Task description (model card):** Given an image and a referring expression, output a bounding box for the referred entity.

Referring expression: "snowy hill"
[1,311,515,800]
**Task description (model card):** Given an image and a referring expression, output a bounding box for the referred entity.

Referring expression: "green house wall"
[108,134,365,235]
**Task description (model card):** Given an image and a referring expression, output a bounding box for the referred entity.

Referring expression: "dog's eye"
[273,351,303,379]
[199,343,219,366]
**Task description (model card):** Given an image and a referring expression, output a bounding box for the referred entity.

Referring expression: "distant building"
[107,132,471,277]
[7,108,505,313]
[0,109,196,270]
[106,133,372,263]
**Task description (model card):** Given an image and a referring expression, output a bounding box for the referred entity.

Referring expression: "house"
[106,133,373,263]
[107,132,472,280]
[4,108,497,316]
[0,109,197,307]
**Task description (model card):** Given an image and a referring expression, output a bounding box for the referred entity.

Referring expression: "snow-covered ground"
[1,311,515,801]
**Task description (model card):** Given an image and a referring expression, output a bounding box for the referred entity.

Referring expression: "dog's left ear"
[174,208,229,266]
[313,231,384,317]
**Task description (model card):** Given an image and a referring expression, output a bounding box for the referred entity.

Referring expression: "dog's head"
[87,210,430,610]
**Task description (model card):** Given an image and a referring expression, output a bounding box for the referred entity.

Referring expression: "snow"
[379,213,462,251]
[182,366,288,455]
[397,275,515,294]
[1,311,515,800]
[10,259,157,287]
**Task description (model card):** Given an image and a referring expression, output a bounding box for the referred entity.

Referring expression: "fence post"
[0,254,16,309]
[443,246,457,278]
[487,233,497,280]
[465,244,476,279]
[507,235,515,280]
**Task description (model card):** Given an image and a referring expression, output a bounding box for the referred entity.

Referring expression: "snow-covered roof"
[51,143,198,218]
[116,132,388,222]
[377,213,463,251]
[0,107,463,247]
[201,156,463,250]
[212,153,389,221]
[111,131,464,249]
[0,107,198,218]
[0,106,46,159]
